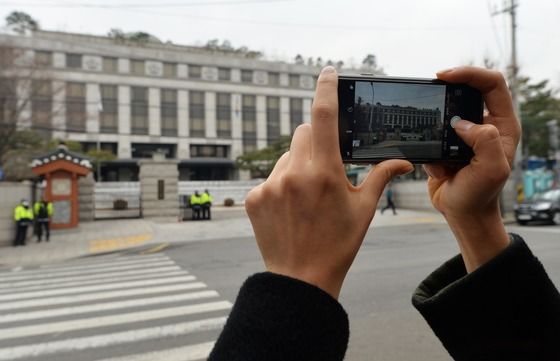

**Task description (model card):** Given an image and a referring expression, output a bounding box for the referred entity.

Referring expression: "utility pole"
[492,0,523,208]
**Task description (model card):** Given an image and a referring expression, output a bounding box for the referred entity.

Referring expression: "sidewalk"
[0,207,517,268]
[0,219,154,267]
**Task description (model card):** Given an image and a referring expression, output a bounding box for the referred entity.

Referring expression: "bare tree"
[0,38,62,180]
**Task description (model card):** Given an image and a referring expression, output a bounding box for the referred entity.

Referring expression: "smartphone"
[338,74,484,164]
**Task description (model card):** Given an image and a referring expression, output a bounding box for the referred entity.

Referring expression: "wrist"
[268,267,344,300]
[444,207,510,273]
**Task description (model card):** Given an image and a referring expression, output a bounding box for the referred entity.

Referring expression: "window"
[241,70,253,83]
[66,82,86,132]
[130,59,145,75]
[66,53,82,69]
[218,68,230,81]
[131,86,148,135]
[290,98,303,133]
[189,65,201,79]
[35,51,52,67]
[31,80,52,136]
[289,74,300,88]
[190,145,229,158]
[216,93,231,138]
[189,91,205,137]
[103,57,118,73]
[267,96,280,143]
[161,88,177,136]
[100,85,118,133]
[268,72,280,86]
[132,143,176,159]
[242,94,257,153]
[163,62,177,78]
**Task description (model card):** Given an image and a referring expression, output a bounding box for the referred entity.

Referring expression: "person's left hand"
[245,66,413,299]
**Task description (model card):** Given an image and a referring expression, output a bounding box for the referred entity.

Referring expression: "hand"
[244,66,413,299]
[424,67,521,272]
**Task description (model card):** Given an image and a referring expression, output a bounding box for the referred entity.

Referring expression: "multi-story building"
[1,30,319,180]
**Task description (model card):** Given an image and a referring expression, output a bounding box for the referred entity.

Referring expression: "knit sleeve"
[209,272,349,361]
[412,234,560,361]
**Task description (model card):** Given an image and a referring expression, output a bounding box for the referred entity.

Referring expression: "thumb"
[451,118,510,183]
[358,159,413,209]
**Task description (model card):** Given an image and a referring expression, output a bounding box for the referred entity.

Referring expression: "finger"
[288,123,312,169]
[452,119,510,177]
[311,66,341,165]
[358,160,413,209]
[267,151,290,181]
[423,164,449,180]
[436,66,514,119]
[484,113,518,166]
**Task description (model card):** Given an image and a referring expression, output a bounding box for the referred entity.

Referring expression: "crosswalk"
[352,146,406,159]
[0,253,230,361]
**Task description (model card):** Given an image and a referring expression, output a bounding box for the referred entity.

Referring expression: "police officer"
[201,189,213,220]
[34,197,53,242]
[13,199,33,247]
[190,191,202,220]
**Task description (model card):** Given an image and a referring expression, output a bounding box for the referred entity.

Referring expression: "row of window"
[34,51,309,87]
[28,81,306,152]
[81,142,230,159]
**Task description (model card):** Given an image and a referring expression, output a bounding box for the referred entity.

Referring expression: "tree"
[236,136,291,178]
[361,54,377,70]
[5,11,39,34]
[519,77,560,157]
[0,39,62,180]
[294,54,304,65]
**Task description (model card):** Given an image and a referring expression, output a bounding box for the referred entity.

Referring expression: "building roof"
[31,147,92,170]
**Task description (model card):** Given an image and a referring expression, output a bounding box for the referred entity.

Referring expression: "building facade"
[1,31,318,180]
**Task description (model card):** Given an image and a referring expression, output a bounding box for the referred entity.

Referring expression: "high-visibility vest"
[34,202,53,219]
[14,205,34,222]
[190,194,202,206]
[200,192,213,204]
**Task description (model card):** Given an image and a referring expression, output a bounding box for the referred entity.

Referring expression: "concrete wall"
[392,181,433,210]
[94,182,141,219]
[78,173,95,222]
[0,182,38,247]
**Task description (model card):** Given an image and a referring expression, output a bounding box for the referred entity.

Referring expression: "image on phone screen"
[352,81,445,160]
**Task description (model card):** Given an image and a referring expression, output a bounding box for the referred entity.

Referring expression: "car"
[514,188,560,225]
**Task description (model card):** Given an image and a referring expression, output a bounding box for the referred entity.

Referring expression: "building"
[0,30,318,180]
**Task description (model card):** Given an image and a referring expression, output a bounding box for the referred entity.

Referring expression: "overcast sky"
[1,0,559,87]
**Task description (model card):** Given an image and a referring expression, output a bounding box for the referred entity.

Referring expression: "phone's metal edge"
[338,74,447,85]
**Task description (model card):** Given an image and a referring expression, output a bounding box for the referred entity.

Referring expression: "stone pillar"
[139,154,179,221]
[78,173,95,222]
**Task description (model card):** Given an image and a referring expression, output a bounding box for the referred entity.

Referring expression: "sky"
[1,0,559,87]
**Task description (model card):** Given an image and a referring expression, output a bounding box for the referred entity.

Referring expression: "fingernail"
[321,66,335,75]
[450,117,474,131]
[437,67,455,74]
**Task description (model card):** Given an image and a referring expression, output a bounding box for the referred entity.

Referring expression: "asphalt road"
[1,219,559,361]
[166,221,560,361]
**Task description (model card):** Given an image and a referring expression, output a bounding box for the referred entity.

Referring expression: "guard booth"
[31,146,92,229]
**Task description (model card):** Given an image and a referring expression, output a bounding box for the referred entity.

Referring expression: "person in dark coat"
[34,197,53,242]
[380,183,397,215]
[208,66,560,361]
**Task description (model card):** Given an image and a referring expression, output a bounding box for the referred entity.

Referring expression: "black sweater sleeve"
[412,234,560,361]
[208,272,349,361]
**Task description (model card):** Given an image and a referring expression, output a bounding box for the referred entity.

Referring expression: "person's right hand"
[423,67,521,272]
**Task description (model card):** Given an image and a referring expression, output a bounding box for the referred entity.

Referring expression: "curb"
[88,233,153,254]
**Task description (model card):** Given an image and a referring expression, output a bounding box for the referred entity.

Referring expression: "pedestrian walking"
[380,184,397,215]
[13,199,33,247]
[201,189,213,220]
[190,191,202,220]
[34,197,53,242]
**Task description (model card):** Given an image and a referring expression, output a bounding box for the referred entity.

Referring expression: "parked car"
[514,188,560,225]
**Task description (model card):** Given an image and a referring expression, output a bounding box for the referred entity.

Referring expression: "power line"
[0,0,292,8]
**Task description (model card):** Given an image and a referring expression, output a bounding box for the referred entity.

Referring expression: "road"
[0,219,559,361]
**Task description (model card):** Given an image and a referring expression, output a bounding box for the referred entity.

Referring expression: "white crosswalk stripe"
[0,253,230,361]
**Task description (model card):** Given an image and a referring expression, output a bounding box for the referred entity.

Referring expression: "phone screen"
[338,76,483,164]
